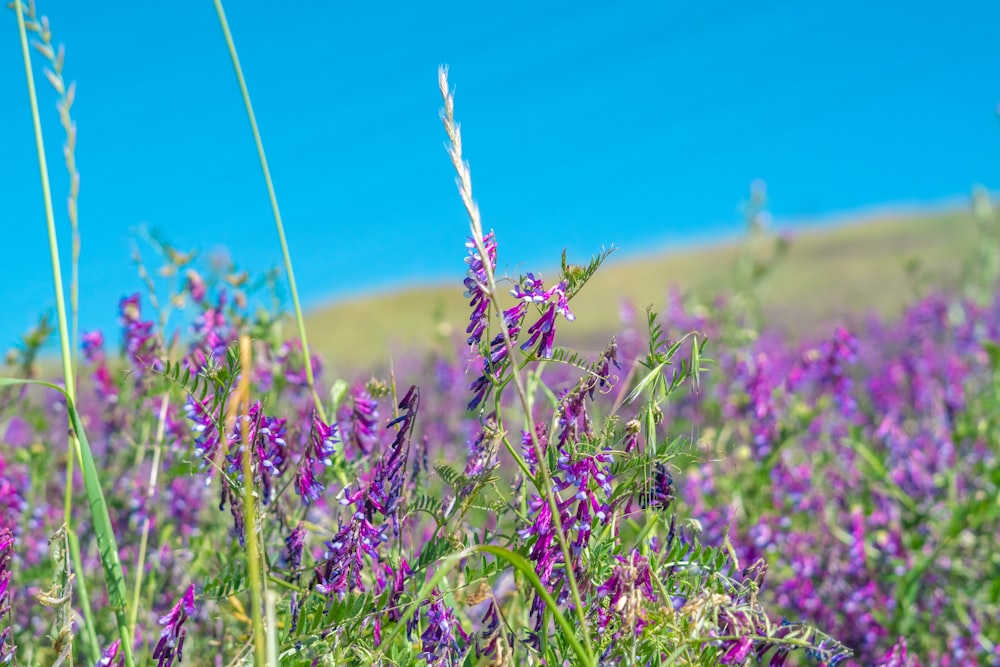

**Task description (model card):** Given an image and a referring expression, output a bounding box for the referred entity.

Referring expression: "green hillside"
[306,209,980,370]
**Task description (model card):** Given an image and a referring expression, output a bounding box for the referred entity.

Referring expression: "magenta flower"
[464,232,497,347]
[184,269,206,303]
[152,584,196,667]
[513,275,575,359]
[408,589,469,667]
[283,523,306,631]
[345,385,379,457]
[295,412,338,505]
[97,640,124,667]
[595,549,656,636]
[119,293,161,374]
[0,527,14,665]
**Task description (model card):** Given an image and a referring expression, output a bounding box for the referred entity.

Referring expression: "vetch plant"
[8,3,1000,666]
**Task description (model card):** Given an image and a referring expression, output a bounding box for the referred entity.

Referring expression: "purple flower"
[345,385,379,457]
[875,638,919,667]
[283,523,306,631]
[119,293,161,374]
[720,635,753,664]
[363,386,419,537]
[595,549,656,636]
[97,640,124,667]
[225,401,287,506]
[464,232,497,347]
[81,330,104,364]
[184,269,206,303]
[313,512,386,600]
[408,589,469,667]
[295,412,338,505]
[514,276,575,359]
[184,395,222,475]
[0,528,14,665]
[152,584,196,667]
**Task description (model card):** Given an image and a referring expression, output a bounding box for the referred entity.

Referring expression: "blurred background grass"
[304,208,977,371]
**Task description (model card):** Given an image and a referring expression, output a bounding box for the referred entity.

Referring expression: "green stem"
[13,0,81,527]
[68,529,101,665]
[212,0,326,424]
[128,394,170,641]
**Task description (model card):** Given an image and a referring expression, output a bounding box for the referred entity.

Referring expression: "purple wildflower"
[295,412,338,505]
[283,523,306,631]
[520,423,549,473]
[0,528,14,665]
[184,395,222,475]
[225,401,287,506]
[466,303,527,411]
[513,275,575,359]
[152,584,196,667]
[313,512,386,599]
[119,293,161,373]
[97,640,124,667]
[595,549,656,636]
[875,638,919,667]
[184,269,206,303]
[363,386,418,536]
[408,589,469,667]
[464,232,497,347]
[345,385,379,457]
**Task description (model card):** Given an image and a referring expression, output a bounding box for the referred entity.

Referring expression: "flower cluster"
[152,584,196,667]
[295,411,338,505]
[0,528,14,665]
[595,549,656,637]
[408,589,469,667]
[464,232,497,347]
[119,293,161,375]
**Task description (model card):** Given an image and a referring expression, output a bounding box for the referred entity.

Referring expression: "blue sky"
[2,0,999,349]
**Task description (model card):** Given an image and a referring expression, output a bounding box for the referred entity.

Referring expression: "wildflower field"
[2,2,999,666]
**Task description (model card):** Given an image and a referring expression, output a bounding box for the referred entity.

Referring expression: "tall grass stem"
[212,0,327,423]
[237,335,267,666]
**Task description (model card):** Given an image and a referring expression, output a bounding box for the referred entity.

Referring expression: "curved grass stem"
[212,0,327,425]
[13,0,81,511]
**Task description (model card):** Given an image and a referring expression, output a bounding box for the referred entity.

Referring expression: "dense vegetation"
[2,2,999,665]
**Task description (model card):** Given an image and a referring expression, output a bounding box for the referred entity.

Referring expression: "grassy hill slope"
[305,209,979,370]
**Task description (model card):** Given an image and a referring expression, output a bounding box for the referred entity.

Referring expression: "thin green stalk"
[212,0,326,424]
[238,335,267,667]
[13,0,81,525]
[67,529,101,665]
[438,67,595,663]
[128,394,170,641]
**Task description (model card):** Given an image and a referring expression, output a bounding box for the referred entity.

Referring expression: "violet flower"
[408,589,469,667]
[313,511,386,600]
[345,385,379,457]
[467,303,527,411]
[97,640,124,667]
[283,523,306,631]
[0,528,14,665]
[152,584,196,667]
[119,293,161,374]
[513,275,575,359]
[464,231,497,347]
[594,549,656,636]
[295,412,338,506]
